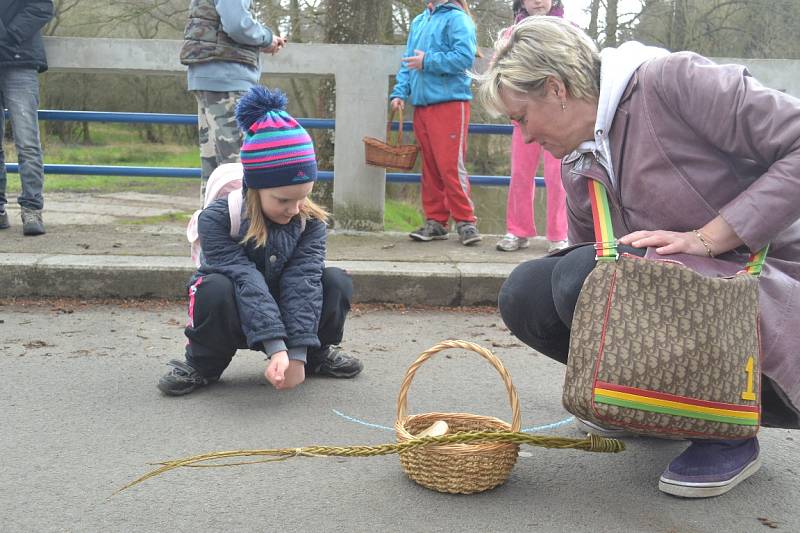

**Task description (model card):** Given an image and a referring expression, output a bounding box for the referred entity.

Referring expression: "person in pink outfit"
[496,0,568,252]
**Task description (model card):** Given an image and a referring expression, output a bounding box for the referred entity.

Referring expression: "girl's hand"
[265,351,289,388]
[281,360,305,390]
[618,230,709,256]
[402,49,425,70]
[265,352,305,390]
[390,98,405,111]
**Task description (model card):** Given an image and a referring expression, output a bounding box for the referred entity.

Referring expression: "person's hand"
[390,98,405,111]
[618,230,710,256]
[263,35,286,55]
[265,352,305,390]
[281,360,305,389]
[402,49,425,70]
[265,351,289,388]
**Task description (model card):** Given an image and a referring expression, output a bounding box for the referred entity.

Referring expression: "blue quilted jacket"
[193,196,326,352]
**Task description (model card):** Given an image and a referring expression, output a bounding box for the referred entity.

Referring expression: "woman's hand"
[619,216,744,257]
[265,351,305,390]
[390,98,405,111]
[618,230,708,256]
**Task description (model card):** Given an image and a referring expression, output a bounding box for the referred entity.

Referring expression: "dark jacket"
[0,0,54,72]
[194,197,326,352]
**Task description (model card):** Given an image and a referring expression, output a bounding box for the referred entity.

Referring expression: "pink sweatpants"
[506,124,567,241]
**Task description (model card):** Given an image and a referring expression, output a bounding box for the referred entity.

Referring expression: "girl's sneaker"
[659,437,761,498]
[456,222,482,246]
[496,233,529,252]
[157,359,220,396]
[308,346,363,378]
[409,220,449,242]
[548,239,569,252]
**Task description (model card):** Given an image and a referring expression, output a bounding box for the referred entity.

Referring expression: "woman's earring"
[561,102,567,111]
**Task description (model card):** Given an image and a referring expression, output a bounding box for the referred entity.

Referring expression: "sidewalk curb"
[0,253,513,306]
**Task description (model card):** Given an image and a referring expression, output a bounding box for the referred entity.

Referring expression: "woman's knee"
[498,258,557,334]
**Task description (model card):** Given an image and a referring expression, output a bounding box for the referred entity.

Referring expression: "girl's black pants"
[183,267,352,378]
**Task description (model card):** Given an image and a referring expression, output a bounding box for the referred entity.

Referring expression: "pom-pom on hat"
[235,86,317,189]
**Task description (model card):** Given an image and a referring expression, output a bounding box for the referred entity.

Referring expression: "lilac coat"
[562,52,800,414]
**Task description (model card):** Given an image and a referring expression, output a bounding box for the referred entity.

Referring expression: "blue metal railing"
[4,110,542,187]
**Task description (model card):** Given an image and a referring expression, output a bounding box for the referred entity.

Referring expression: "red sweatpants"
[412,100,476,225]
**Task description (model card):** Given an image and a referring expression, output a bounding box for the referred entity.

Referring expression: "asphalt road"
[2,300,797,532]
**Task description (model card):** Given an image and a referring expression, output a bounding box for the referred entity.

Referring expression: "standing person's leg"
[195,91,215,197]
[409,105,450,241]
[4,68,45,235]
[542,149,567,248]
[0,81,8,230]
[195,90,244,198]
[158,273,247,395]
[426,101,481,245]
[307,267,363,378]
[498,126,540,251]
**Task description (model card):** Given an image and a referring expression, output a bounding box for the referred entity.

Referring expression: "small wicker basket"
[394,340,521,494]
[363,108,419,171]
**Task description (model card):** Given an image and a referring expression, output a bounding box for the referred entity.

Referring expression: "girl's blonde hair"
[475,17,600,117]
[241,188,329,248]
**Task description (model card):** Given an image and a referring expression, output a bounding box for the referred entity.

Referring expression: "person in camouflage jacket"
[180,0,285,196]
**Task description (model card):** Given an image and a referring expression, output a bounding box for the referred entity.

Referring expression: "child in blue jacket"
[158,87,363,396]
[390,0,482,246]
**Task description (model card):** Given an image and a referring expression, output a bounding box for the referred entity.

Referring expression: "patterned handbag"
[562,180,768,440]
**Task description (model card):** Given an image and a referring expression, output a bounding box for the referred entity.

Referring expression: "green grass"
[4,123,198,194]
[4,123,423,230]
[383,198,423,232]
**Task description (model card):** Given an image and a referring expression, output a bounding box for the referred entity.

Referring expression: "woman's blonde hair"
[475,17,600,117]
[241,188,329,248]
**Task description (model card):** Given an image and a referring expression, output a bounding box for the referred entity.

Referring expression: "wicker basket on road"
[394,340,521,494]
[363,108,419,171]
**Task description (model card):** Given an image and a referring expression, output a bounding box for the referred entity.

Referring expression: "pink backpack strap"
[228,189,243,239]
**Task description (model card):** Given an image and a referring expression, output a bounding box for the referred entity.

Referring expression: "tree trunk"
[588,0,600,41]
[605,0,619,48]
[670,0,687,51]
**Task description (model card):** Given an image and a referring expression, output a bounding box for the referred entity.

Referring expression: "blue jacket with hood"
[390,2,477,106]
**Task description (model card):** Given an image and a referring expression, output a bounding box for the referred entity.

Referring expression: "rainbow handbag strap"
[587,180,769,275]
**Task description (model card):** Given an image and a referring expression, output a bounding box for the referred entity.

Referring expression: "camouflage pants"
[194,90,245,196]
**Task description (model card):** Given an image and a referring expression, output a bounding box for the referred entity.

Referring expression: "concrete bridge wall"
[42,37,800,229]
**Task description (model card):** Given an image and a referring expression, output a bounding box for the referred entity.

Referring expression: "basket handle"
[387,107,406,147]
[395,340,522,431]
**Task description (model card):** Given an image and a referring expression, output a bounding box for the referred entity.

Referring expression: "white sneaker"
[548,239,569,252]
[574,417,637,438]
[496,233,529,252]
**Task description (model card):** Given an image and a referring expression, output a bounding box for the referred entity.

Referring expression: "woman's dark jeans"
[498,244,798,428]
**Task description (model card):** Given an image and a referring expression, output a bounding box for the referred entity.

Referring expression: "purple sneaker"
[659,437,761,498]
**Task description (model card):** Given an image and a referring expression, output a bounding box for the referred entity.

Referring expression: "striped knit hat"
[234,87,317,189]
